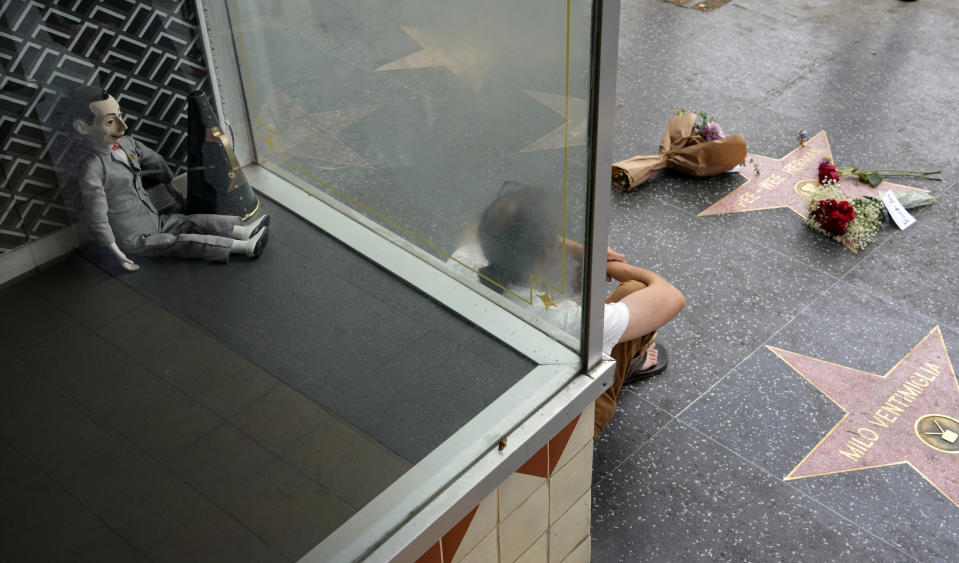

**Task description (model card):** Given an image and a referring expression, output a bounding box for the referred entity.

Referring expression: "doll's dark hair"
[477,182,560,293]
[49,87,112,189]
[64,86,111,124]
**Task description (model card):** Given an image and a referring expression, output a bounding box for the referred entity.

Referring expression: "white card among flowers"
[881,190,917,230]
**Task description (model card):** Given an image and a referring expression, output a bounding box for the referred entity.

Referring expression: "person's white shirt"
[450,241,628,355]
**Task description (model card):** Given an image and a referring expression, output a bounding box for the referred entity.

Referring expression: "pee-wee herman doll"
[66,86,269,271]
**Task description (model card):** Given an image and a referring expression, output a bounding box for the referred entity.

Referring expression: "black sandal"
[623,343,668,385]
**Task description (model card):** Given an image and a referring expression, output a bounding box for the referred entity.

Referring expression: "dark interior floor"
[113,196,535,464]
[591,0,959,561]
[0,197,533,562]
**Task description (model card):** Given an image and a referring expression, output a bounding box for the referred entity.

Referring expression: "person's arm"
[456,220,479,248]
[564,240,626,286]
[560,239,624,263]
[606,260,685,342]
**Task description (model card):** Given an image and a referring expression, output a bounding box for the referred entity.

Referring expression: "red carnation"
[813,199,855,236]
[818,160,839,184]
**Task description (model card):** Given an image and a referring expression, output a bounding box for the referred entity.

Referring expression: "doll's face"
[74,95,127,146]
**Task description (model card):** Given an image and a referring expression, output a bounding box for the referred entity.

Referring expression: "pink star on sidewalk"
[700,131,928,217]
[768,326,959,507]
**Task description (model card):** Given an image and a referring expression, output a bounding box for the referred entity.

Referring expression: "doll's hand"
[109,242,140,271]
[119,256,140,271]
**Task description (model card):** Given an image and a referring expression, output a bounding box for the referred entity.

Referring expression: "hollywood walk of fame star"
[699,132,929,245]
[375,26,492,93]
[520,90,587,153]
[241,0,329,49]
[537,290,557,310]
[768,326,959,507]
[256,88,380,168]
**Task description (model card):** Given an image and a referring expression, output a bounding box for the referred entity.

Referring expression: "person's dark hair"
[477,182,559,293]
[64,86,110,124]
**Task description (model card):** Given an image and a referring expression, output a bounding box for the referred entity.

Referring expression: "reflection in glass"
[231,0,594,350]
[451,181,590,340]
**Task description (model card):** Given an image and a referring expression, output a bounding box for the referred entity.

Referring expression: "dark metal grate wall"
[0,0,211,253]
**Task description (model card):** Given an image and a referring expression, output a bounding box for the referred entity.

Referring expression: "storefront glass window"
[0,0,610,559]
[228,0,595,352]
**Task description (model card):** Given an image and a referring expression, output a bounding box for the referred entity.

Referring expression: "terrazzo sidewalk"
[591,1,959,561]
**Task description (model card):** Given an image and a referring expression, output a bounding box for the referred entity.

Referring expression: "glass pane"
[231,0,594,352]
[0,0,544,559]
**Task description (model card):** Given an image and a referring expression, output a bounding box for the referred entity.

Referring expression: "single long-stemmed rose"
[836,165,942,187]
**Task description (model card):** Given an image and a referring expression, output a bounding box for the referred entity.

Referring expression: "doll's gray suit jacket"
[76,136,173,249]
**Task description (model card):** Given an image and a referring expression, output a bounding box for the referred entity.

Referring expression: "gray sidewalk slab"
[592,418,912,562]
[678,283,959,559]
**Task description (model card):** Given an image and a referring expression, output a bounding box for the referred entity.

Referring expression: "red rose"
[818,160,839,184]
[813,199,855,236]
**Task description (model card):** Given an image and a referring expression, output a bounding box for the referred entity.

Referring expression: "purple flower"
[703,122,725,141]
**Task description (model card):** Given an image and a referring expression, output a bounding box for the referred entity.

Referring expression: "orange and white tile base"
[414,404,594,563]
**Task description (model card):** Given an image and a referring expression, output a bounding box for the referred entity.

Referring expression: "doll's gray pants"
[124,213,239,262]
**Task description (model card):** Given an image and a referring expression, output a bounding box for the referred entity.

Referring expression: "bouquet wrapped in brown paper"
[612,111,747,191]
